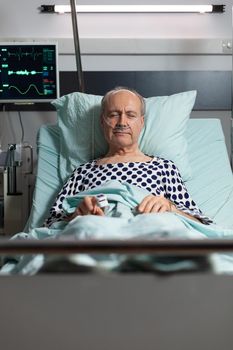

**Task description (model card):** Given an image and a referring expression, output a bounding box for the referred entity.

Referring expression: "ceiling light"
[40,5,225,14]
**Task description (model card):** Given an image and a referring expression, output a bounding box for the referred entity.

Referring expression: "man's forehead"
[107,90,141,105]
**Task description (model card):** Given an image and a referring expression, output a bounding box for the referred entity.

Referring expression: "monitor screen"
[0,42,59,103]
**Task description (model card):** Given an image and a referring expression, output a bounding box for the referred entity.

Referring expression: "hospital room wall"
[0,0,232,164]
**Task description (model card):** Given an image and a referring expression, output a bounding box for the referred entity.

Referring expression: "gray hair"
[101,86,146,116]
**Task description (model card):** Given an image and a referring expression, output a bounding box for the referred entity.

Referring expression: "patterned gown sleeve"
[43,167,83,227]
[164,161,213,225]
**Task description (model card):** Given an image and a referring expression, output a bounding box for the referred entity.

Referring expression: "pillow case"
[52,90,196,182]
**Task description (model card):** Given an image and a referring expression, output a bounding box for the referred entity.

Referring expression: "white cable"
[91,108,95,160]
[18,110,25,144]
[0,105,6,151]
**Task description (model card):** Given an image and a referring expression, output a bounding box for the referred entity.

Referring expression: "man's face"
[101,91,144,149]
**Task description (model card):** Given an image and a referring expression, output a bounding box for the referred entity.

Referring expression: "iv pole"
[70,0,85,92]
[231,6,233,169]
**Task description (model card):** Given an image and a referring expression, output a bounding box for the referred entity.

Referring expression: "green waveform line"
[9,84,44,96]
[8,70,43,76]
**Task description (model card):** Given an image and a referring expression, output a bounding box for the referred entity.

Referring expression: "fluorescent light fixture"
[40,4,225,14]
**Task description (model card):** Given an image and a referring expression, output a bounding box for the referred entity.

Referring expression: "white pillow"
[52,90,197,181]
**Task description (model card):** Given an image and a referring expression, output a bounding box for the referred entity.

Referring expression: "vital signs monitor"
[0,42,59,103]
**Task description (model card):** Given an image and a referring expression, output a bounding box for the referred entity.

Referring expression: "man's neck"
[106,146,143,158]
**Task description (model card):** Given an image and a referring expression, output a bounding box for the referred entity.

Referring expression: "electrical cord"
[18,110,25,144]
[0,104,6,151]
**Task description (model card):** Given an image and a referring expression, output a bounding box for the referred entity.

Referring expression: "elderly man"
[44,87,211,227]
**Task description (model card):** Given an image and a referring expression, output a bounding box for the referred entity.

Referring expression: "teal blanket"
[2,181,233,275]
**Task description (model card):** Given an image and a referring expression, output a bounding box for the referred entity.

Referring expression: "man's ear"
[141,115,145,128]
[100,114,104,127]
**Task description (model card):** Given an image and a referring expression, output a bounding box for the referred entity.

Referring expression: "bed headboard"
[60,70,231,111]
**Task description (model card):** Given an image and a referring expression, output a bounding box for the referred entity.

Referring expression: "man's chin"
[111,137,130,146]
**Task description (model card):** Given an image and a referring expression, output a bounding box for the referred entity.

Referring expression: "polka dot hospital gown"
[44,157,212,227]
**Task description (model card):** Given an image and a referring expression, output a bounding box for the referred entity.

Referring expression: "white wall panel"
[1,38,232,71]
[65,55,231,71]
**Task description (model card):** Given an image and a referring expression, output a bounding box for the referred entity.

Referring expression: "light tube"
[40,5,225,14]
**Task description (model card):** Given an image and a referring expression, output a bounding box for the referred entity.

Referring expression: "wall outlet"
[222,40,232,53]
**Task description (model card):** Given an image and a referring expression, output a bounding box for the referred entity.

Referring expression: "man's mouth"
[113,131,130,135]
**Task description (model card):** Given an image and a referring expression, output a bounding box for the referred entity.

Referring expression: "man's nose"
[117,112,127,124]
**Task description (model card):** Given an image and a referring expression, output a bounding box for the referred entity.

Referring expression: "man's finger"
[82,196,95,212]
[157,204,168,213]
[137,195,154,212]
[143,200,158,213]
[94,206,105,216]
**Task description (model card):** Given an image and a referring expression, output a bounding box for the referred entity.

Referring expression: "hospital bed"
[1,90,233,349]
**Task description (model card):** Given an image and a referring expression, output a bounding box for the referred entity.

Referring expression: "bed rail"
[0,239,233,255]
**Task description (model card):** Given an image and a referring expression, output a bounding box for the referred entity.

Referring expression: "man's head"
[101,86,145,116]
[100,87,145,151]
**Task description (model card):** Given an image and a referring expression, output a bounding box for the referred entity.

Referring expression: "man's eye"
[127,113,137,119]
[109,113,119,118]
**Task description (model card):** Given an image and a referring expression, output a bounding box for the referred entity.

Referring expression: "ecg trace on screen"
[0,43,58,103]
[7,48,43,61]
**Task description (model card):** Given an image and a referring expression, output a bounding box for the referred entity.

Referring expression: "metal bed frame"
[0,238,233,255]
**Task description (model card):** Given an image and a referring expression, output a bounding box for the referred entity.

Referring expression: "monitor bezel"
[0,41,60,104]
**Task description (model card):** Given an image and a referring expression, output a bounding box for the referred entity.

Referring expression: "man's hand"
[65,196,105,221]
[137,194,201,223]
[137,194,175,214]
